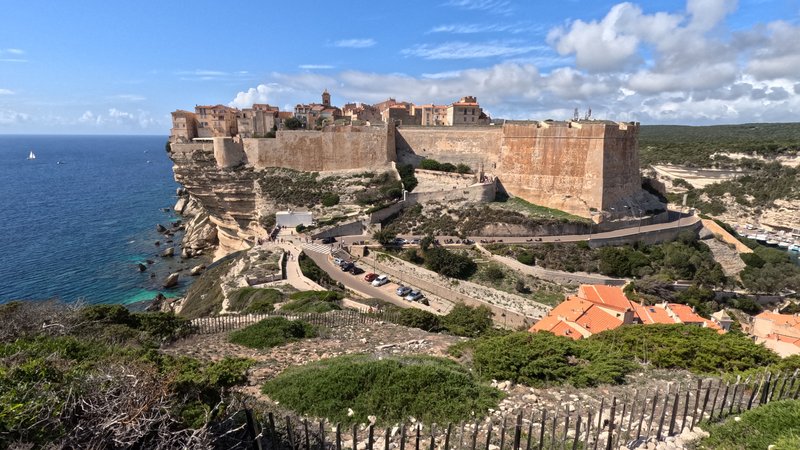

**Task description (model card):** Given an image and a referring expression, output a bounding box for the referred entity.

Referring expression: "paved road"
[337,214,701,246]
[302,249,441,314]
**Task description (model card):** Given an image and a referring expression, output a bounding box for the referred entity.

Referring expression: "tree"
[420,234,435,251]
[284,117,303,130]
[424,247,477,279]
[442,304,493,337]
[321,192,340,207]
[373,229,396,246]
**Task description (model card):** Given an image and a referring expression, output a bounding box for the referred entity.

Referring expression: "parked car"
[410,238,420,245]
[333,257,345,266]
[340,262,354,272]
[364,273,378,282]
[405,290,424,302]
[349,266,364,275]
[372,275,389,287]
[395,285,412,297]
[321,237,335,244]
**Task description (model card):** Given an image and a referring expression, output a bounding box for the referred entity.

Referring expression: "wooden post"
[445,423,454,450]
[562,405,570,450]
[384,428,391,450]
[286,416,295,450]
[416,423,421,450]
[605,397,617,450]
[400,424,406,450]
[304,419,311,450]
[714,383,729,421]
[681,387,691,433]
[623,389,639,445]
[759,372,773,407]
[320,421,326,450]
[368,424,374,450]
[709,382,722,422]
[571,414,582,450]
[471,420,479,450]
[635,390,648,439]
[655,387,671,441]
[336,424,342,450]
[550,411,557,450]
[244,409,262,450]
[525,413,534,450]
[697,383,712,425]
[668,384,681,437]
[459,421,466,450]
[499,417,507,450]
[780,370,798,401]
[592,402,602,450]
[268,413,277,450]
[353,424,359,450]
[583,412,592,450]
[537,410,547,450]
[485,421,493,450]
[644,391,659,440]
[613,399,627,450]
[728,378,741,416]
[429,424,436,450]
[747,373,764,411]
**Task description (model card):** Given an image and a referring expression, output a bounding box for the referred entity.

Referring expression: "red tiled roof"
[756,311,800,328]
[633,303,674,324]
[579,285,635,312]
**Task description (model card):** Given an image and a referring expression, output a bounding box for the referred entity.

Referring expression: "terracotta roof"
[667,303,706,324]
[756,312,800,328]
[633,303,674,324]
[579,285,635,312]
[767,333,800,346]
[529,296,620,339]
[451,102,479,106]
[579,306,623,334]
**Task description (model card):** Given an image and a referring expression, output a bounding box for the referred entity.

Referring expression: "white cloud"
[229,83,301,109]
[109,94,146,102]
[2,48,24,55]
[402,41,546,60]
[333,39,376,48]
[298,64,335,70]
[0,109,29,124]
[443,0,514,16]
[428,23,536,34]
[0,88,13,95]
[77,108,160,129]
[176,69,252,81]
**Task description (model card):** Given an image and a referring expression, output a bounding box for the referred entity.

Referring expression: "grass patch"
[228,317,316,350]
[180,257,236,319]
[699,400,800,450]
[281,290,342,313]
[499,196,590,222]
[298,252,339,289]
[261,354,502,425]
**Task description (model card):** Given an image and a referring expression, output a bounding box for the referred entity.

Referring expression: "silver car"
[372,275,389,287]
[405,290,424,301]
[396,285,412,296]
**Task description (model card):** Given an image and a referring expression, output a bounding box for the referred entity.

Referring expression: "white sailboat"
[28,151,36,160]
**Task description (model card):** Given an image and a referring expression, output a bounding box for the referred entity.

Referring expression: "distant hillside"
[639,122,800,167]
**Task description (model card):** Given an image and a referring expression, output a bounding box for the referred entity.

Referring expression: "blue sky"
[1,0,799,134]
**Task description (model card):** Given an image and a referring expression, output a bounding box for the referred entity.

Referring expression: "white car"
[405,290,424,302]
[371,275,389,287]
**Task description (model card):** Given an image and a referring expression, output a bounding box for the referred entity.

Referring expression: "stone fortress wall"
[175,119,654,220]
[243,124,395,172]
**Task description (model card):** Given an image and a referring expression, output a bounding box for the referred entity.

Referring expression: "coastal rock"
[183,210,218,250]
[154,241,161,246]
[156,223,167,233]
[163,273,179,288]
[137,263,147,272]
[190,264,206,276]
[146,293,166,311]
[161,208,171,212]
[161,247,175,257]
[181,248,193,259]
[146,259,155,264]
[177,187,186,197]
[174,197,188,215]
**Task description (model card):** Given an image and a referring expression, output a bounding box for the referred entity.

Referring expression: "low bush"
[395,308,441,332]
[441,304,493,338]
[321,192,340,207]
[281,290,342,313]
[228,287,284,314]
[228,317,316,350]
[424,247,477,280]
[298,252,338,288]
[699,400,800,450]
[262,354,502,426]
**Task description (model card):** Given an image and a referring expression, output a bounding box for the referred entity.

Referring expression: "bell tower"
[322,89,331,107]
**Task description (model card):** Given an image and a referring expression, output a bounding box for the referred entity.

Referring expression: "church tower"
[322,89,331,107]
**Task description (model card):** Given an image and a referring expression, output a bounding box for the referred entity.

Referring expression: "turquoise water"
[0,135,193,304]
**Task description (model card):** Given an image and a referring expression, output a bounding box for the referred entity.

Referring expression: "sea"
[0,135,193,306]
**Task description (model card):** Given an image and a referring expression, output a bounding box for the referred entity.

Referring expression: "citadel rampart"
[243,124,395,171]
[396,126,503,168]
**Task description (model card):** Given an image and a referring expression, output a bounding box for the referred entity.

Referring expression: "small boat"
[27,151,36,160]
[746,234,758,240]
[766,239,779,246]
[56,161,64,165]
[789,244,800,252]
[756,234,768,242]
[146,160,152,164]
[778,241,791,249]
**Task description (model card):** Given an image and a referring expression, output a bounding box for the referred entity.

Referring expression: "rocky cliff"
[169,142,260,259]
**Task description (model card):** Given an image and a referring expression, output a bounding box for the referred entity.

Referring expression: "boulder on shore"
[137,263,147,272]
[161,247,175,257]
[181,248,193,259]
[190,264,206,276]
[163,273,179,289]
[156,224,167,233]
[146,293,166,311]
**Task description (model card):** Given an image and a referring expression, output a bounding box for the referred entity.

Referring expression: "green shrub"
[298,252,338,288]
[516,252,535,265]
[321,192,340,207]
[481,264,506,282]
[424,247,477,279]
[281,291,342,313]
[396,308,442,332]
[466,332,634,388]
[262,355,502,425]
[442,304,493,338]
[397,163,418,192]
[700,400,800,450]
[741,252,765,268]
[228,317,316,350]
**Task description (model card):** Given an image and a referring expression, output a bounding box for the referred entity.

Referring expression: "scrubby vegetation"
[298,252,339,289]
[281,290,343,313]
[419,158,472,174]
[452,325,778,389]
[228,317,316,349]
[0,300,253,448]
[739,245,800,294]
[699,399,800,450]
[491,231,727,287]
[180,257,237,319]
[388,304,494,337]
[261,355,502,426]
[639,123,800,168]
[397,163,418,192]
[228,287,285,313]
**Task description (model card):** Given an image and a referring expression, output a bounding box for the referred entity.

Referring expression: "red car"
[364,273,378,282]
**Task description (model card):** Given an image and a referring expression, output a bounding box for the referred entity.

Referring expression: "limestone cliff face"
[169,142,261,259]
